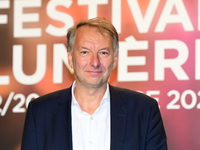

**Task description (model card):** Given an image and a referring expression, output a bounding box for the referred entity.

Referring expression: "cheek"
[102,60,115,71]
[74,57,88,69]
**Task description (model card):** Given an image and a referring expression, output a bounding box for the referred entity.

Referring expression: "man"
[21,17,167,150]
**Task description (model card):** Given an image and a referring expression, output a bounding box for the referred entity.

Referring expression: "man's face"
[68,25,118,88]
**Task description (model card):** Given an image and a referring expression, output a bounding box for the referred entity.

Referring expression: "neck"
[74,83,107,114]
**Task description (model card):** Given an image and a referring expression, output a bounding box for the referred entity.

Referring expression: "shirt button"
[90,141,93,144]
[91,117,93,120]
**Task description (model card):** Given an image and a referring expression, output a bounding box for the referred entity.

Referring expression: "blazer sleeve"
[145,100,167,150]
[21,102,37,150]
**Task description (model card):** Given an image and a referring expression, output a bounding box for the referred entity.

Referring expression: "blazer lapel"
[50,85,127,150]
[110,85,127,150]
[53,87,73,150]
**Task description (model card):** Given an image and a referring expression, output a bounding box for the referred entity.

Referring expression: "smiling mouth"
[87,70,102,75]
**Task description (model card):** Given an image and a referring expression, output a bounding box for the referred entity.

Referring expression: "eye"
[101,51,109,55]
[79,47,91,56]
[99,50,110,57]
[80,51,88,54]
[79,50,91,56]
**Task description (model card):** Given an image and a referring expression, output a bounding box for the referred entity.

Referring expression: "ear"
[68,52,73,68]
[112,51,118,70]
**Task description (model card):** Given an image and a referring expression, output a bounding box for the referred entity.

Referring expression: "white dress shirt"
[71,81,110,150]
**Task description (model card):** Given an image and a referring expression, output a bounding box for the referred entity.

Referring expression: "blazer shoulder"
[109,85,157,105]
[30,87,72,108]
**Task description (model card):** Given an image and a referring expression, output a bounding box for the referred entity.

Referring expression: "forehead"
[75,25,111,41]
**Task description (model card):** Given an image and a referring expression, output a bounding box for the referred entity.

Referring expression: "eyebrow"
[99,47,110,51]
[80,46,90,50]
[80,46,110,51]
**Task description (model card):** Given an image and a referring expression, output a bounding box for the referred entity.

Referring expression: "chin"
[85,81,106,88]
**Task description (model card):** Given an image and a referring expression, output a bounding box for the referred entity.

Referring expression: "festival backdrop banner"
[0,0,200,149]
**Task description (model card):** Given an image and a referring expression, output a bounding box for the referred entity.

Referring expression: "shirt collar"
[71,81,110,107]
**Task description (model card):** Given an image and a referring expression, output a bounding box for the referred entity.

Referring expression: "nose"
[90,53,101,68]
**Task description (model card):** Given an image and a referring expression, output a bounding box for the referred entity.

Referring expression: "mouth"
[87,70,102,76]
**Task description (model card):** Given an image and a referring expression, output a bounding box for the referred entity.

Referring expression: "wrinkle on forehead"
[75,25,111,41]
[74,26,113,51]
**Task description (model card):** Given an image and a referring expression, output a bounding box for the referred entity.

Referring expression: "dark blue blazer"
[21,85,167,150]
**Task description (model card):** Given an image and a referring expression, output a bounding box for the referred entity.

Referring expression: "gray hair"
[66,17,119,55]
